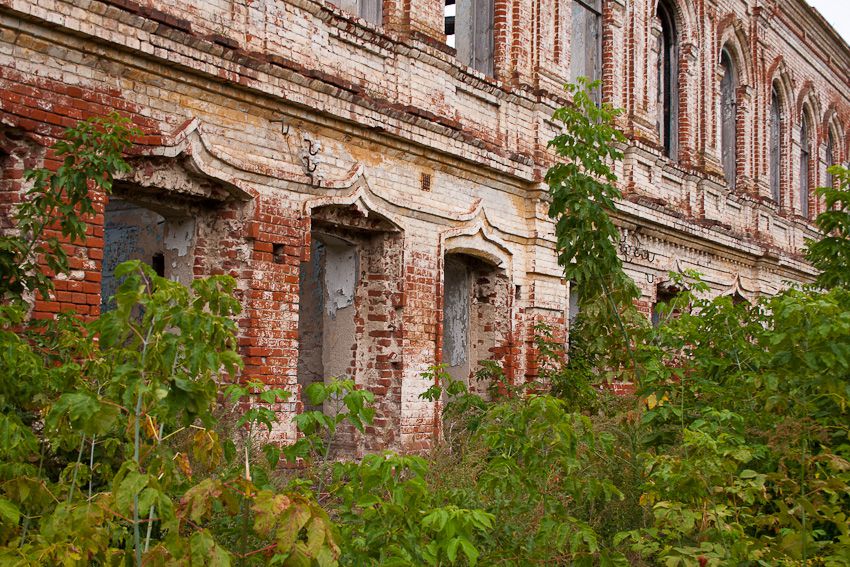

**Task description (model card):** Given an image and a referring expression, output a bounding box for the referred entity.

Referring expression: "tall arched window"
[800,113,811,218]
[826,128,836,189]
[720,50,737,190]
[657,0,679,160]
[769,86,782,203]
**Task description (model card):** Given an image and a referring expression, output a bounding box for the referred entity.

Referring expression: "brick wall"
[0,0,846,451]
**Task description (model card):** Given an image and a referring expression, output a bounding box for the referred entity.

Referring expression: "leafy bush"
[2,84,850,567]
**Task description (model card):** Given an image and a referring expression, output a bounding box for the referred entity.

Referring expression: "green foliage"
[0,113,136,301]
[284,378,375,464]
[4,82,850,567]
[806,165,850,289]
[545,78,638,309]
[0,117,340,566]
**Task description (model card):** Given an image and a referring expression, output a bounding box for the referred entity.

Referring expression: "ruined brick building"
[0,0,848,451]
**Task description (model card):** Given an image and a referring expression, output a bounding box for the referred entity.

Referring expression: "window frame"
[657,0,679,161]
[800,112,812,218]
[769,85,783,204]
[720,49,738,190]
[569,0,603,95]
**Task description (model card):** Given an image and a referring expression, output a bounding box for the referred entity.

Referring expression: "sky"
[806,0,850,45]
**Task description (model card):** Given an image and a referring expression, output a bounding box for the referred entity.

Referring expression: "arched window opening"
[657,0,679,160]
[826,128,837,189]
[570,0,602,100]
[447,0,494,75]
[101,197,196,313]
[800,113,812,218]
[441,253,510,399]
[651,283,681,327]
[297,205,404,454]
[720,50,738,190]
[769,86,782,203]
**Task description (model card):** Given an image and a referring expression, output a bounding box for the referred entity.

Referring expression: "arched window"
[800,113,811,218]
[720,50,737,190]
[769,86,782,203]
[657,0,679,160]
[826,128,836,189]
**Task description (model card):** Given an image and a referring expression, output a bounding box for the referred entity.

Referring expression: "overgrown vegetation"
[1,81,849,566]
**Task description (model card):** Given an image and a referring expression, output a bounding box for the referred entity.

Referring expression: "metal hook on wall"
[304,137,320,156]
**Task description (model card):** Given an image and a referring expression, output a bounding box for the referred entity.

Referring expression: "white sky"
[806,0,850,45]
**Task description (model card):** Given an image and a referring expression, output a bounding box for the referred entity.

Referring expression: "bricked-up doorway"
[297,204,404,455]
[101,197,196,312]
[441,253,510,399]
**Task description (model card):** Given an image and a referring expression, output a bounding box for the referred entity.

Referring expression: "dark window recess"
[770,87,782,203]
[451,0,494,75]
[151,252,165,278]
[720,50,737,190]
[273,243,286,264]
[800,115,811,218]
[651,286,679,327]
[657,0,679,161]
[570,0,602,100]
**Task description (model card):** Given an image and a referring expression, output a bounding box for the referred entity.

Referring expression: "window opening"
[334,0,382,25]
[770,86,782,203]
[800,114,811,218]
[101,198,195,313]
[657,0,679,160]
[720,50,738,190]
[450,0,494,75]
[570,0,602,100]
[651,285,679,327]
[827,129,836,189]
[441,253,510,398]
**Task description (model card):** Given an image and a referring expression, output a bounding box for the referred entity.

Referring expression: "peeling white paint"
[164,219,195,257]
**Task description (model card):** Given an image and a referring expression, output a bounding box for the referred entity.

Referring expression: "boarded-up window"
[800,114,811,218]
[570,0,602,96]
[334,0,382,25]
[657,0,679,161]
[720,50,737,190]
[770,87,782,203]
[453,0,494,75]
